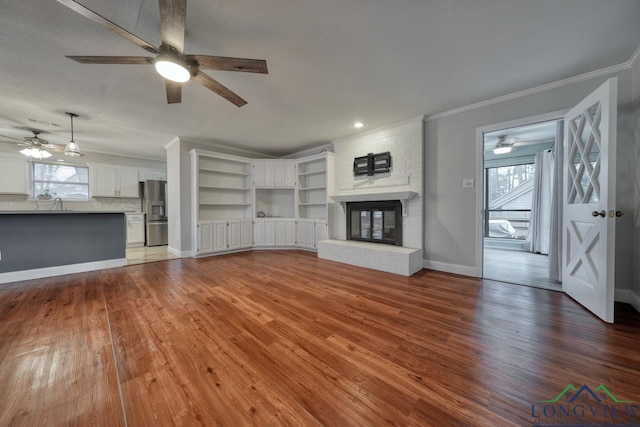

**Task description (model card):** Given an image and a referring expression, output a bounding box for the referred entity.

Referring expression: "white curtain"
[525,149,554,254]
[548,121,564,281]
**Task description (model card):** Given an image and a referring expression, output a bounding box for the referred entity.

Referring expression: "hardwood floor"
[1,250,640,426]
[484,245,562,291]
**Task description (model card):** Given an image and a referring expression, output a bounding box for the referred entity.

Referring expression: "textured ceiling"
[0,0,639,160]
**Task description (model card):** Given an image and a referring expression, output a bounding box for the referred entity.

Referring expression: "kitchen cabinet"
[139,168,167,181]
[90,164,140,198]
[0,154,28,195]
[253,161,296,187]
[125,213,145,247]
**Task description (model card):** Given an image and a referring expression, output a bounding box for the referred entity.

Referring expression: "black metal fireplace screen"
[346,200,402,246]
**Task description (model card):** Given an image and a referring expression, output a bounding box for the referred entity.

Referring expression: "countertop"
[0,210,129,215]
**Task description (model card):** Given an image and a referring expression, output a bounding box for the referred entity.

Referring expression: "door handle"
[616,210,624,217]
[591,210,606,217]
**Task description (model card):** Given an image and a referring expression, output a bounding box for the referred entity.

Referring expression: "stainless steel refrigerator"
[143,180,168,246]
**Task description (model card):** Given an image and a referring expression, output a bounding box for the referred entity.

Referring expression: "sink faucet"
[53,198,63,211]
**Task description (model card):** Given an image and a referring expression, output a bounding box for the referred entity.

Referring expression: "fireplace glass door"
[347,201,402,246]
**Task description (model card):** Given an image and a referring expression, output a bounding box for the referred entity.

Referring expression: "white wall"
[424,69,635,291]
[632,58,640,304]
[332,117,424,249]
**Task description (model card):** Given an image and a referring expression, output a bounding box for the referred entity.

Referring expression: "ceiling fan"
[0,130,65,159]
[56,0,268,106]
[489,135,553,154]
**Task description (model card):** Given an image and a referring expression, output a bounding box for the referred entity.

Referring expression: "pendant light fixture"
[64,112,84,157]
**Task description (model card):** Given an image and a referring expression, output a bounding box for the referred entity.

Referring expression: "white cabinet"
[198,222,214,254]
[296,219,327,250]
[0,154,28,195]
[253,218,295,247]
[212,220,228,252]
[197,219,252,255]
[90,165,140,198]
[139,169,167,181]
[253,161,296,188]
[126,213,145,247]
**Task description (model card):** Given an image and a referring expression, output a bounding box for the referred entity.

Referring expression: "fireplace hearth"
[346,200,402,246]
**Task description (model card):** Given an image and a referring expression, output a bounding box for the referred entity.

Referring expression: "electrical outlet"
[463,178,475,189]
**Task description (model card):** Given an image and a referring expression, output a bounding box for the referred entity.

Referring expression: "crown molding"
[426,43,640,122]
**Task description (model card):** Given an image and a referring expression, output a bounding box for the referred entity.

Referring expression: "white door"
[285,219,296,246]
[253,219,265,246]
[228,220,242,250]
[212,220,228,252]
[314,220,328,247]
[562,78,617,323]
[198,221,214,254]
[240,220,253,248]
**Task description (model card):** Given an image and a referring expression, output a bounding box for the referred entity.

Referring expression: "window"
[33,162,89,201]
[485,164,535,239]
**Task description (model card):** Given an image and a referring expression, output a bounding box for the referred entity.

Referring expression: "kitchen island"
[0,211,127,284]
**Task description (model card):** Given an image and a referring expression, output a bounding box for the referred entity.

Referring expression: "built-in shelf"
[299,186,326,191]
[200,185,250,191]
[298,169,326,177]
[200,202,252,207]
[299,202,326,206]
[199,167,251,176]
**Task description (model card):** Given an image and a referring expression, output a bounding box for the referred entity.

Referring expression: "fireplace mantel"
[330,191,417,216]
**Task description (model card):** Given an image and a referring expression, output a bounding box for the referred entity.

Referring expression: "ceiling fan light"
[493,146,512,155]
[155,58,190,83]
[64,141,81,157]
[20,147,52,159]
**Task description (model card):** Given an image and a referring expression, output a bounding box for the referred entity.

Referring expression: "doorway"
[481,118,562,291]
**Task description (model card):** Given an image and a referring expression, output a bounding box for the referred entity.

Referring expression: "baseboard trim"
[168,246,193,258]
[423,260,479,278]
[617,289,640,313]
[0,258,127,285]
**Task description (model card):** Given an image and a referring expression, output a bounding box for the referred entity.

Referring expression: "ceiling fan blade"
[159,0,186,53]
[0,134,22,142]
[40,144,66,152]
[66,56,153,64]
[186,55,268,74]
[192,71,247,107]
[165,80,182,104]
[56,0,159,55]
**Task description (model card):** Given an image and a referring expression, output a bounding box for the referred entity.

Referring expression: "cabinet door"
[240,220,253,248]
[253,161,265,187]
[265,219,276,246]
[273,163,285,187]
[264,162,276,187]
[274,220,286,246]
[304,220,316,248]
[127,220,145,246]
[296,220,306,247]
[284,163,296,187]
[198,222,214,254]
[285,219,296,246]
[118,169,140,198]
[253,219,265,246]
[212,220,228,252]
[314,220,328,247]
[228,220,242,250]
[92,165,117,197]
[0,155,27,194]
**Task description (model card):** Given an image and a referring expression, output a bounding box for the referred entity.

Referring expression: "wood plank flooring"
[1,250,640,426]
[484,246,562,291]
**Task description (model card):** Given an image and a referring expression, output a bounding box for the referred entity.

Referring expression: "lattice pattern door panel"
[567,101,601,205]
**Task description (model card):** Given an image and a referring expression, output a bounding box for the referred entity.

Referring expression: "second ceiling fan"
[57,0,268,107]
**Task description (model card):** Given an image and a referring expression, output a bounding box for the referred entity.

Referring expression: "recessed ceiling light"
[353,122,364,129]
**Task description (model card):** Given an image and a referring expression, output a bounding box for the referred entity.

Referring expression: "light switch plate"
[463,178,474,189]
